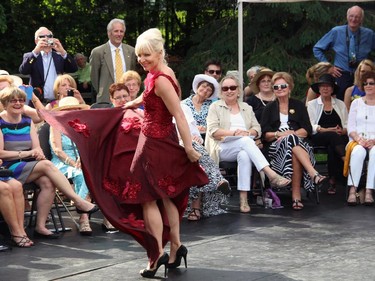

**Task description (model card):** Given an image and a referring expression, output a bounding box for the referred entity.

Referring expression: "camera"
[67,89,74,97]
[47,39,54,47]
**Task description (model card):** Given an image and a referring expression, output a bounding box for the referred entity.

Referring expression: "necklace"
[258,92,275,107]
[323,109,332,115]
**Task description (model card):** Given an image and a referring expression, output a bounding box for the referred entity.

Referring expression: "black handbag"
[0,167,14,177]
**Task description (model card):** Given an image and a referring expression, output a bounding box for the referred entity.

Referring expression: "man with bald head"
[313,6,375,100]
[90,18,138,103]
[19,27,77,102]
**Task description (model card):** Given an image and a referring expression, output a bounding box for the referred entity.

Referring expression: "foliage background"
[0,0,374,99]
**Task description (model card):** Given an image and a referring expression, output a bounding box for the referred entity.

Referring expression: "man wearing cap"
[90,18,138,103]
[313,5,375,101]
[19,27,77,103]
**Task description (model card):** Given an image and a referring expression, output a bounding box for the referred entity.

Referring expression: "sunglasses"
[207,70,222,75]
[273,84,288,90]
[363,82,375,86]
[38,34,53,39]
[9,98,26,104]
[221,86,238,92]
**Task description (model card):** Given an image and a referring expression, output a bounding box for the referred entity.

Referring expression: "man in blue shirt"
[313,6,375,100]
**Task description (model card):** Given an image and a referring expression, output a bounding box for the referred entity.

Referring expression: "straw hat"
[192,74,219,100]
[249,68,275,94]
[311,74,339,96]
[52,97,90,111]
[0,70,23,87]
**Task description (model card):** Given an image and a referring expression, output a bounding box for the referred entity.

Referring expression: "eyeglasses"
[207,70,222,75]
[273,84,288,90]
[113,95,129,101]
[260,80,272,84]
[221,86,238,92]
[9,98,26,104]
[38,34,53,39]
[363,82,375,86]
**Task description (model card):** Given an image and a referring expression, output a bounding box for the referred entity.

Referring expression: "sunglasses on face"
[38,34,53,39]
[9,98,26,104]
[221,86,238,92]
[273,84,288,90]
[207,70,222,75]
[363,82,375,86]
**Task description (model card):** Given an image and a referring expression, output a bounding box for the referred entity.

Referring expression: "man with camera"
[19,27,77,103]
[313,5,375,101]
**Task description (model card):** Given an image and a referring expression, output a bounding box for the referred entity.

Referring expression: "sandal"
[216,179,231,195]
[79,220,93,236]
[312,173,328,188]
[269,175,291,189]
[347,187,358,206]
[11,235,32,248]
[292,199,304,211]
[364,189,374,206]
[240,198,251,213]
[327,184,336,195]
[187,208,201,221]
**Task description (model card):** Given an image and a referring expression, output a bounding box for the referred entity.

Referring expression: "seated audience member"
[305,62,333,105]
[73,53,92,94]
[307,74,348,195]
[37,74,86,111]
[0,159,33,247]
[344,59,375,111]
[120,70,142,101]
[204,59,223,82]
[346,70,375,206]
[0,87,99,238]
[109,83,144,117]
[244,65,262,99]
[261,72,326,210]
[182,74,219,138]
[205,75,290,213]
[50,97,102,235]
[246,68,275,122]
[177,103,229,221]
[0,71,44,124]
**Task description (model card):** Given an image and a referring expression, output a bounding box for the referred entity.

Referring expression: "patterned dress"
[41,72,208,263]
[182,95,212,128]
[0,116,38,184]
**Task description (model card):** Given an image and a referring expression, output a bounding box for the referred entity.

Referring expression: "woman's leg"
[291,146,320,179]
[142,200,164,268]
[347,145,367,187]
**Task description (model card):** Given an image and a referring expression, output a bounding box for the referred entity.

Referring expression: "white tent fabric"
[237,0,373,87]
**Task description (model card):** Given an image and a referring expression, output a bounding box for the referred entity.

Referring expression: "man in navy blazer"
[19,27,77,102]
[90,18,138,103]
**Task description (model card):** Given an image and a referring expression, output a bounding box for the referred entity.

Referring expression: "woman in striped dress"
[261,72,327,210]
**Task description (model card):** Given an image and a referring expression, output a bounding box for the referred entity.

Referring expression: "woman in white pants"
[347,70,375,205]
[206,75,290,213]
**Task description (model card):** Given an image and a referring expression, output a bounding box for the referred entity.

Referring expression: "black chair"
[90,102,112,109]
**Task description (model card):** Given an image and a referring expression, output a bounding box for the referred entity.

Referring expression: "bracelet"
[18,151,22,159]
[64,157,70,164]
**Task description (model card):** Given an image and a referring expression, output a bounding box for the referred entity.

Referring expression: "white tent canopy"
[237,0,373,87]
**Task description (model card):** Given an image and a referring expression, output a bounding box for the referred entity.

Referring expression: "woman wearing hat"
[182,74,219,138]
[305,62,333,105]
[206,75,291,213]
[49,97,98,235]
[307,74,348,195]
[346,70,375,205]
[261,72,326,210]
[0,87,99,238]
[246,68,275,122]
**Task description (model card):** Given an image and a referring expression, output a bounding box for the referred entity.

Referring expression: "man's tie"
[349,34,356,63]
[115,48,124,82]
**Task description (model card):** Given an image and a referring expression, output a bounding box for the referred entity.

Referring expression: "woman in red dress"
[41,28,208,278]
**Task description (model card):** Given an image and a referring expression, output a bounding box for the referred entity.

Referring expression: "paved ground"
[1,182,375,281]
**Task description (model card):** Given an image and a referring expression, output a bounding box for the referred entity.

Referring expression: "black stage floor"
[1,183,374,281]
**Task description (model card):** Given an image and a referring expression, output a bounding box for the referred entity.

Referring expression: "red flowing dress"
[41,72,208,262]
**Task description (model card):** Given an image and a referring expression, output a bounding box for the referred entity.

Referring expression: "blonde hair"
[0,76,13,86]
[53,74,77,99]
[120,70,141,85]
[272,72,294,92]
[305,62,332,85]
[354,59,375,88]
[0,86,26,107]
[219,75,243,101]
[135,28,166,64]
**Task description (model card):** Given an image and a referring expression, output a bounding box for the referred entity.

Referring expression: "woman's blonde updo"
[135,28,166,64]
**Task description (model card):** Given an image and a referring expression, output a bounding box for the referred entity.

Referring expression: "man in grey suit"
[90,18,138,103]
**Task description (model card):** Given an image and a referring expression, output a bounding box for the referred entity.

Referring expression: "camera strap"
[43,54,53,87]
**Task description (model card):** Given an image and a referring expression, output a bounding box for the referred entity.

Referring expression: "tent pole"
[238,0,244,90]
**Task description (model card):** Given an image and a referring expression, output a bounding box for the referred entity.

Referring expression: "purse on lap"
[0,166,14,177]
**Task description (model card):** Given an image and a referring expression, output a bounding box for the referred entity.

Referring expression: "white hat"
[0,70,23,87]
[52,97,90,111]
[192,74,219,100]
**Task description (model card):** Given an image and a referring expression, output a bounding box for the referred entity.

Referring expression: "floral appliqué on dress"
[158,176,178,196]
[121,117,142,133]
[103,177,141,200]
[68,119,90,137]
[120,213,145,229]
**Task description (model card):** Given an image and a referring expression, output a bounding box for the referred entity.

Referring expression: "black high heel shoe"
[76,204,99,215]
[140,252,169,278]
[167,245,188,269]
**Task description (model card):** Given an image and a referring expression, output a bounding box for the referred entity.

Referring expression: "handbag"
[0,166,14,177]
